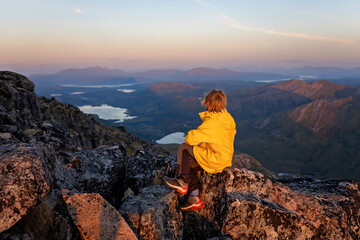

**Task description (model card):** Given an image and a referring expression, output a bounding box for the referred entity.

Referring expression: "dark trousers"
[176,143,203,193]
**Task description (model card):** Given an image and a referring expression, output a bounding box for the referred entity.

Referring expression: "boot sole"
[165,180,188,194]
[181,203,204,211]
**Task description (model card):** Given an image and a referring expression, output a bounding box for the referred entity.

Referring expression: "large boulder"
[7,145,128,240]
[125,150,176,195]
[120,168,360,240]
[0,143,54,232]
[0,144,129,239]
[55,146,127,207]
[62,190,137,240]
[119,186,182,240]
[18,189,81,240]
[0,72,41,141]
[0,71,40,118]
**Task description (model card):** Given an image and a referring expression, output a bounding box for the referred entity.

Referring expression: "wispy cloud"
[195,0,216,9]
[219,14,354,45]
[195,0,354,45]
[73,8,83,14]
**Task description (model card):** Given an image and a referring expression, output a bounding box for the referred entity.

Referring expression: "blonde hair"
[202,89,227,112]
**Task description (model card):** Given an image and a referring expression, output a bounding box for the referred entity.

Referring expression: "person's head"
[202,89,227,112]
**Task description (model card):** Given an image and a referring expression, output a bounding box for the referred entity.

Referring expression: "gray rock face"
[0,225,32,240]
[0,143,54,232]
[120,186,182,240]
[0,71,40,117]
[22,146,128,239]
[0,71,167,155]
[125,150,176,195]
[0,71,34,92]
[120,168,360,240]
[0,71,172,238]
[0,144,129,239]
[39,96,167,154]
[0,72,41,141]
[0,144,174,240]
[55,146,127,208]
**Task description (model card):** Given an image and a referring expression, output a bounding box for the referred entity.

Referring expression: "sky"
[1,0,360,74]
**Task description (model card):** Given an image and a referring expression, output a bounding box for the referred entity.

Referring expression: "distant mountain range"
[30,66,288,88]
[267,66,360,79]
[30,67,136,88]
[30,66,360,90]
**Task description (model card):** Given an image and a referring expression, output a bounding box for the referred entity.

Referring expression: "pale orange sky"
[1,0,360,74]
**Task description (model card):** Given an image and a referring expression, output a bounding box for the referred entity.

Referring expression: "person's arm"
[184,120,212,146]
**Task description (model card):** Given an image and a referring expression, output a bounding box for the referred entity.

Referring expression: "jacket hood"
[199,110,235,130]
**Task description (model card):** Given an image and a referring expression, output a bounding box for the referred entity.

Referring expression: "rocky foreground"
[1,71,360,239]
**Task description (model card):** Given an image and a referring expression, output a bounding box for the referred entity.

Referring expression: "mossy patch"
[24,128,41,138]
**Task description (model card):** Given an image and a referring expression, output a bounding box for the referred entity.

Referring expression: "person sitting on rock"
[164,89,236,211]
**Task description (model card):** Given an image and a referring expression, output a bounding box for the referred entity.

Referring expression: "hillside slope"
[271,79,347,100]
[231,80,360,179]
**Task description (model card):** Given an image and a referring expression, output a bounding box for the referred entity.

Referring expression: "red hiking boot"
[180,195,204,211]
[164,176,189,194]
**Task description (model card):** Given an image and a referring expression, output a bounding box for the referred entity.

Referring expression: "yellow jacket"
[185,110,236,173]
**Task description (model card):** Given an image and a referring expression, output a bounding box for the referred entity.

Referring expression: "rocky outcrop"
[0,71,42,142]
[119,186,182,240]
[62,190,137,240]
[0,71,41,118]
[0,141,175,238]
[0,143,54,232]
[39,96,165,153]
[0,71,167,155]
[120,168,360,240]
[54,146,127,208]
[125,150,176,195]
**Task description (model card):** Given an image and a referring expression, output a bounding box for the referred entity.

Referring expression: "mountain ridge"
[289,96,354,136]
[148,82,201,95]
[271,79,348,100]
[30,66,288,87]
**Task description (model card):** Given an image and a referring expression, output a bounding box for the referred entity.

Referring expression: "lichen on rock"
[62,190,137,240]
[0,143,54,233]
[120,168,360,240]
